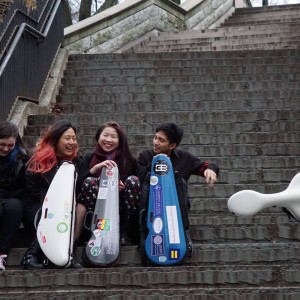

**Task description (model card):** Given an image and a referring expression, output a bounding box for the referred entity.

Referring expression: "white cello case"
[37,161,77,267]
[228,173,300,221]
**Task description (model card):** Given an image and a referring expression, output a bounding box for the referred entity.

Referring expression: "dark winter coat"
[137,148,219,184]
[25,157,83,205]
[0,149,28,201]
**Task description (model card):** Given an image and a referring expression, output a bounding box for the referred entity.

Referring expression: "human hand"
[204,169,217,187]
[90,160,117,175]
[119,180,125,190]
[100,160,117,170]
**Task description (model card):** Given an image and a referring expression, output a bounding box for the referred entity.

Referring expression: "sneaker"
[0,254,7,271]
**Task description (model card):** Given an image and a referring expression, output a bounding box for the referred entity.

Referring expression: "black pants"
[22,200,41,239]
[0,198,23,255]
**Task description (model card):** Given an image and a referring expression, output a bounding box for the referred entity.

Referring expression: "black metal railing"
[0,0,64,121]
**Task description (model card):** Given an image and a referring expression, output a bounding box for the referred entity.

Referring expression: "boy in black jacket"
[137,122,219,257]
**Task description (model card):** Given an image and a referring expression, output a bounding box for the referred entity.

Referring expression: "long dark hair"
[27,120,78,174]
[92,121,135,179]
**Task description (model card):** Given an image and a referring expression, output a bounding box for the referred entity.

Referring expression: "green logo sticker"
[57,222,68,233]
[91,246,101,256]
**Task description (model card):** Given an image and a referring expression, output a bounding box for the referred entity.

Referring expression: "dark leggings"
[77,175,140,212]
[0,198,23,255]
[22,200,41,239]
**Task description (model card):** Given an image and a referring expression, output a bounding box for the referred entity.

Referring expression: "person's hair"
[95,121,135,178]
[155,123,184,146]
[27,119,78,174]
[0,121,24,161]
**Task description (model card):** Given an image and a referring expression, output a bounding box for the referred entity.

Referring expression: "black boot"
[22,238,45,269]
[120,209,132,246]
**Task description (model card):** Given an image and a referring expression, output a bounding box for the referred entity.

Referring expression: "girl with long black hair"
[75,121,140,247]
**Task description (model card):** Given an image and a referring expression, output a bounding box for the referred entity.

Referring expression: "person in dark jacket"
[22,119,80,269]
[0,121,28,271]
[74,121,140,247]
[137,122,220,255]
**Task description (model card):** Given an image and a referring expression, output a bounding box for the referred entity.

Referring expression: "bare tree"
[96,0,118,13]
[63,0,72,27]
[67,0,112,24]
[79,0,93,21]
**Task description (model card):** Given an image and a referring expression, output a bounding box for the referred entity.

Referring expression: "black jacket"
[137,149,219,184]
[0,149,28,200]
[25,157,82,205]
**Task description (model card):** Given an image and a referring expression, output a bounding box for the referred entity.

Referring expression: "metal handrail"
[0,0,63,121]
[0,0,61,76]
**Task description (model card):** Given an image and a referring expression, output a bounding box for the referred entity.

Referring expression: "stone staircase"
[127,4,300,52]
[2,4,300,299]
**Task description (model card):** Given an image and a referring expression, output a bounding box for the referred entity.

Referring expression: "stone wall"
[183,0,234,29]
[64,0,236,54]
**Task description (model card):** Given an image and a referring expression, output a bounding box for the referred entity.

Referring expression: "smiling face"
[55,128,77,159]
[0,136,16,157]
[152,130,176,156]
[98,126,119,153]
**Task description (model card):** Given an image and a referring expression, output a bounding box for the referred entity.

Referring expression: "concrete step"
[25,116,300,136]
[191,213,300,243]
[187,182,297,199]
[226,16,300,26]
[67,49,300,63]
[57,88,300,102]
[56,97,300,114]
[58,81,300,96]
[132,43,300,52]
[65,55,300,70]
[5,242,300,269]
[153,22,300,40]
[24,130,300,147]
[206,41,300,51]
[234,4,300,15]
[142,36,300,49]
[214,156,299,172]
[2,287,300,300]
[63,60,300,77]
[137,32,300,48]
[224,16,300,27]
[61,69,300,86]
[225,9,300,19]
[133,40,300,53]
[127,8,300,52]
[62,98,300,114]
[24,109,300,125]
